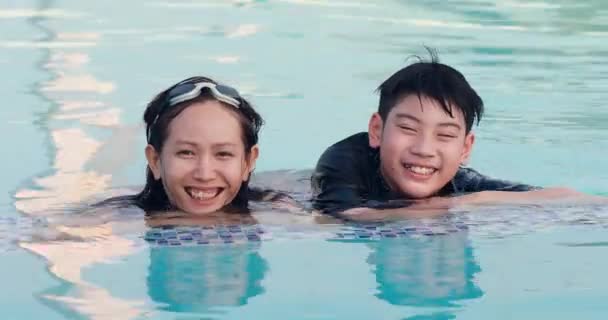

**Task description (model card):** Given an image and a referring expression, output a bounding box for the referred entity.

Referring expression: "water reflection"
[12,1,144,318]
[15,0,126,215]
[21,219,145,319]
[142,213,271,313]
[367,231,482,314]
[147,242,268,312]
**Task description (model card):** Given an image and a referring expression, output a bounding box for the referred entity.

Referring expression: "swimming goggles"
[148,80,242,141]
[167,80,241,108]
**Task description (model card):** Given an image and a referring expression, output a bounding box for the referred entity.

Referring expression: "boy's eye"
[398,125,417,132]
[438,134,457,139]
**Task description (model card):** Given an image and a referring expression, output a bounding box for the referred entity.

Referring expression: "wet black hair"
[377,48,483,133]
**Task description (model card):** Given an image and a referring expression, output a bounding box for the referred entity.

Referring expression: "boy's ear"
[368,113,384,148]
[460,132,475,165]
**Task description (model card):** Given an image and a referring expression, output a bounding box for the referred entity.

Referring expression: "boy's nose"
[409,136,435,158]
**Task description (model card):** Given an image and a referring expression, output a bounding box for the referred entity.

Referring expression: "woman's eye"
[177,150,195,157]
[217,151,234,158]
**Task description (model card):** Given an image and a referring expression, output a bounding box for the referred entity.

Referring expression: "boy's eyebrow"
[438,122,462,130]
[175,140,238,148]
[394,113,462,130]
[394,113,421,122]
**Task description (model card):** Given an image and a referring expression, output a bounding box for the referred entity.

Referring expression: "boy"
[312,52,586,219]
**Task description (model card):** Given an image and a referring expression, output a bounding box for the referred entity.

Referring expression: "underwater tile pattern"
[332,220,469,241]
[2,203,608,250]
[143,224,271,247]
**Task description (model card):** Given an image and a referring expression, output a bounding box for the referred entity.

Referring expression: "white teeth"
[188,188,218,200]
[407,165,436,175]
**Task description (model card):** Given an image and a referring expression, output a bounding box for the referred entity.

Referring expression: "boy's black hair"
[376,48,483,133]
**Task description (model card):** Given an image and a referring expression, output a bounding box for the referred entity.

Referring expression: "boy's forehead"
[390,94,465,123]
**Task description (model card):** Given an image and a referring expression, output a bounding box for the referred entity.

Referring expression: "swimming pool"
[1,0,608,319]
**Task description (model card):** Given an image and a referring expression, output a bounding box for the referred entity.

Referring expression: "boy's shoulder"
[452,167,538,193]
[315,132,372,169]
[324,131,370,154]
[311,132,380,207]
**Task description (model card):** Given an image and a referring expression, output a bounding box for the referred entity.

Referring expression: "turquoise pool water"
[1,0,608,319]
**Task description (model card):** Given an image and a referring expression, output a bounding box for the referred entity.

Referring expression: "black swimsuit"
[311,132,537,214]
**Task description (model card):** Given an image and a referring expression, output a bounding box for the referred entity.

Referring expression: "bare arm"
[457,187,608,206]
[338,188,608,222]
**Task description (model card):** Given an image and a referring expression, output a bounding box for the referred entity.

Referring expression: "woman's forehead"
[167,102,244,144]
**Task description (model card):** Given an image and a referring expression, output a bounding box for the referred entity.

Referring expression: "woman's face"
[146,100,258,215]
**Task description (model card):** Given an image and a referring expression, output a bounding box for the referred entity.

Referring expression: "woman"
[101,76,265,216]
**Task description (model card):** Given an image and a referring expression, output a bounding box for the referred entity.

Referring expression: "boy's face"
[369,94,474,199]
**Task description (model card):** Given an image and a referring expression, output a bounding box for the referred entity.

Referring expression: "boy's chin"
[398,185,440,199]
